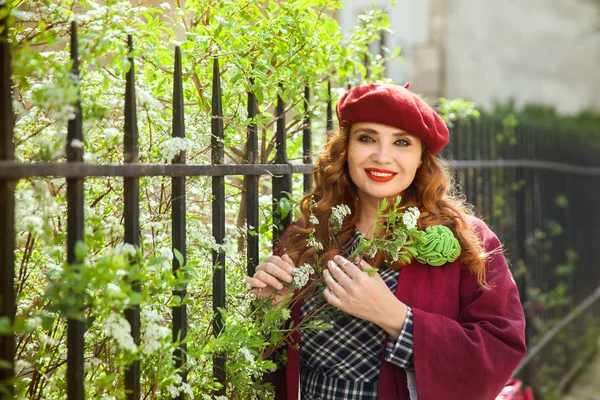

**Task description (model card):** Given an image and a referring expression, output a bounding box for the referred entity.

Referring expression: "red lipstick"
[364,168,397,182]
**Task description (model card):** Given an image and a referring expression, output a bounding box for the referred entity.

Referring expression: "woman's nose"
[371,143,393,164]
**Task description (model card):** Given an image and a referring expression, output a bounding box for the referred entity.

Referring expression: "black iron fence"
[0,21,315,399]
[2,17,600,400]
[445,118,600,394]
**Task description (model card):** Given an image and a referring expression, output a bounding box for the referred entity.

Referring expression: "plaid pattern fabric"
[385,306,415,371]
[299,230,415,399]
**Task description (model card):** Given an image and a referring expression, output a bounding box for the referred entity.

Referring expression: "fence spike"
[66,20,85,400]
[123,33,141,400]
[303,86,313,192]
[211,57,226,395]
[246,84,259,277]
[0,4,16,395]
[326,81,334,132]
[272,84,292,245]
[171,45,188,394]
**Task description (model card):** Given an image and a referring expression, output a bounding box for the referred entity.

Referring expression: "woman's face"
[346,122,423,208]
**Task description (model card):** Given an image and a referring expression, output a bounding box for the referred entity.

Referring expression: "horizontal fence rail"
[0,159,599,179]
[0,162,314,178]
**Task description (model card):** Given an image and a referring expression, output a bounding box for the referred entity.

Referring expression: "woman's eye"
[394,139,410,147]
[358,135,375,143]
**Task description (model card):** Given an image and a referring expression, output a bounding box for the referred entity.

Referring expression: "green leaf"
[173,248,185,268]
[74,240,87,262]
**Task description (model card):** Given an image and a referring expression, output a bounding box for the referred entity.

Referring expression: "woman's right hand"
[245,254,296,304]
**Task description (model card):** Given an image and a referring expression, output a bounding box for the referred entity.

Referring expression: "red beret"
[336,83,449,154]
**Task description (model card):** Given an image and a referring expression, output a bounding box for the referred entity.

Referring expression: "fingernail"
[286,275,293,282]
[277,283,283,290]
[290,267,296,274]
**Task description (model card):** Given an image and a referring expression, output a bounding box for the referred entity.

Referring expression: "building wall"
[337,0,600,114]
[443,0,600,114]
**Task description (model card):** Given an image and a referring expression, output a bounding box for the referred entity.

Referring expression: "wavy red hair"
[281,127,489,288]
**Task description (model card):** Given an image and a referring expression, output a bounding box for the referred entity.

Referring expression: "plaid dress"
[299,231,415,399]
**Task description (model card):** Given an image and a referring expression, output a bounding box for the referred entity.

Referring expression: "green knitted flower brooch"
[414,225,461,266]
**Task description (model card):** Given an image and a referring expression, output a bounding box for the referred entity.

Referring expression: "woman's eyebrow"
[352,128,412,138]
[353,127,379,135]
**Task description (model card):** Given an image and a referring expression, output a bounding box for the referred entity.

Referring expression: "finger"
[245,276,267,289]
[257,262,293,284]
[327,260,351,287]
[323,269,346,297]
[355,258,371,271]
[323,285,344,310]
[253,270,285,290]
[281,254,296,269]
[333,255,362,279]
[265,255,296,275]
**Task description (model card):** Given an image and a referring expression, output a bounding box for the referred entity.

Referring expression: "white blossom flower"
[26,316,42,331]
[104,313,137,353]
[84,357,102,371]
[113,243,137,257]
[180,382,193,397]
[141,308,170,355]
[158,137,194,162]
[136,87,164,110]
[306,235,323,251]
[70,139,84,149]
[330,204,351,232]
[402,207,420,229]
[23,215,44,236]
[40,334,56,346]
[308,196,319,225]
[167,385,180,398]
[239,347,255,364]
[292,263,314,288]
[103,127,120,139]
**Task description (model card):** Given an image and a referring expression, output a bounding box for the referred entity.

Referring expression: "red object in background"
[496,379,535,400]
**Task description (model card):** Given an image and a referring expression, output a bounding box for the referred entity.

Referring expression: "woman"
[245,83,527,400]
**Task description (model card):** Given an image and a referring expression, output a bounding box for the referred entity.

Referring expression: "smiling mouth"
[365,168,397,182]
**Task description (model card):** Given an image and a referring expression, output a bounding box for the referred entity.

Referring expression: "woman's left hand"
[323,255,406,327]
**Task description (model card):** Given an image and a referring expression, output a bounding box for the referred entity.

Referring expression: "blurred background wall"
[338,0,600,114]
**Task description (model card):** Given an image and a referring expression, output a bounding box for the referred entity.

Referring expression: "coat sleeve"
[411,220,527,400]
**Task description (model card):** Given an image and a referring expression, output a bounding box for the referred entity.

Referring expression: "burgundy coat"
[272,216,527,400]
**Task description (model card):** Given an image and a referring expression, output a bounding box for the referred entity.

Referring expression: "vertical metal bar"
[171,46,187,395]
[380,30,387,77]
[211,58,226,395]
[303,86,313,192]
[0,6,16,396]
[246,86,259,277]
[272,85,292,245]
[326,81,334,132]
[66,22,85,400]
[123,34,140,400]
[514,123,531,387]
